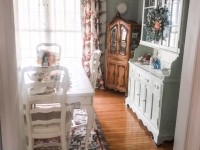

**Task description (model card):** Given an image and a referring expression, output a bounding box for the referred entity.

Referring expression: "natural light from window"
[18,0,82,64]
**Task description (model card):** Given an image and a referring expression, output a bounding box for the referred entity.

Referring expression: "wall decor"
[116,2,127,14]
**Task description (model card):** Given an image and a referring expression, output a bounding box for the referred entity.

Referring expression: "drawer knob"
[146,79,149,82]
[154,84,159,89]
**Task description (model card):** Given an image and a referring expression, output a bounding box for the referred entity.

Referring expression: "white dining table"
[22,59,95,150]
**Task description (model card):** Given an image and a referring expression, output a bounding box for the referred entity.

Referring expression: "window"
[18,0,82,61]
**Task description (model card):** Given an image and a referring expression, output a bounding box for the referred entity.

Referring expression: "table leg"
[83,105,94,150]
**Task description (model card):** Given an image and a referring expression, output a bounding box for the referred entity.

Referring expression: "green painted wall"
[106,0,139,23]
[137,0,143,24]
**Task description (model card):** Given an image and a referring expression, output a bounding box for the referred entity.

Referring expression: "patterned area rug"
[34,109,109,150]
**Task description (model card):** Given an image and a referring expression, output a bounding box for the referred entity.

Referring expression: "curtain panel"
[81,0,106,89]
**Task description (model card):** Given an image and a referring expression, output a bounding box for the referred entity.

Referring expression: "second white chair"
[89,50,102,89]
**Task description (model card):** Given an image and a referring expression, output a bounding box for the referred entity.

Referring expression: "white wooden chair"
[71,50,102,131]
[22,65,71,150]
[66,50,102,136]
[89,50,102,89]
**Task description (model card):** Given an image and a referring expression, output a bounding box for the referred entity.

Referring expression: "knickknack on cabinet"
[105,14,141,94]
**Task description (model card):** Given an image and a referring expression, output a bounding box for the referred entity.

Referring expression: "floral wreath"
[145,7,169,42]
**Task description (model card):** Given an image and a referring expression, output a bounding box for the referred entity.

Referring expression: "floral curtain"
[81,0,106,89]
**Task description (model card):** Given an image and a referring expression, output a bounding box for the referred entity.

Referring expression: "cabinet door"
[116,64,127,90]
[141,0,182,53]
[144,87,153,121]
[131,26,141,57]
[151,94,160,128]
[128,76,135,102]
[134,79,140,107]
[118,22,131,58]
[106,61,116,86]
[108,24,118,55]
[138,83,146,113]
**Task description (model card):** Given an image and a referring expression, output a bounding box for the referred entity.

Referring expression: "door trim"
[174,0,200,149]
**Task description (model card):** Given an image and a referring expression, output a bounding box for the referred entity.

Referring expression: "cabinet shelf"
[144,6,155,9]
[140,41,180,53]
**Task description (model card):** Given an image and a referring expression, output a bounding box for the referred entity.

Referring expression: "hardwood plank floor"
[93,89,173,150]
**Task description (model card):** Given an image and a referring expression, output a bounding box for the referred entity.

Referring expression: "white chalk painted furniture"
[126,0,189,145]
[22,65,72,150]
[126,58,180,145]
[66,63,95,150]
[89,50,102,89]
[22,63,95,150]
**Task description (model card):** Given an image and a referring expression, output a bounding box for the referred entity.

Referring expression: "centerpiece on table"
[37,50,60,66]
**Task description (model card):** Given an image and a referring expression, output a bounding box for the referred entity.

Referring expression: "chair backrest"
[37,43,61,58]
[89,50,102,89]
[21,65,69,98]
[22,65,70,139]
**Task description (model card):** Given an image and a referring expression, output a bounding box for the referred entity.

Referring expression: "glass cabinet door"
[145,0,155,7]
[131,28,140,56]
[141,0,182,53]
[161,0,180,48]
[110,26,117,54]
[142,0,155,43]
[142,7,154,42]
[119,25,127,56]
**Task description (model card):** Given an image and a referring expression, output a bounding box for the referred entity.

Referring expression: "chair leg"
[28,138,34,150]
[93,115,97,131]
[61,134,67,150]
[66,121,72,149]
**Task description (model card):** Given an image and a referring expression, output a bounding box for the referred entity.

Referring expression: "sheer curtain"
[18,0,82,64]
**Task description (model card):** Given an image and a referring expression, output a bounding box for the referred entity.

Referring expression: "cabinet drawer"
[143,74,152,87]
[135,69,145,80]
[129,66,135,76]
[153,80,162,93]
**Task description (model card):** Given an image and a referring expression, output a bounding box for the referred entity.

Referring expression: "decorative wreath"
[145,7,169,42]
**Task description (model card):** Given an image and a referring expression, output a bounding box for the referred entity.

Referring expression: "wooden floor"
[93,89,174,150]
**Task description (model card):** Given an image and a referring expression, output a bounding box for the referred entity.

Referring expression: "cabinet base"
[125,97,174,145]
[152,135,174,145]
[105,86,126,96]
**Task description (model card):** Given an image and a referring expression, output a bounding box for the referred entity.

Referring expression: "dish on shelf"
[116,2,127,14]
[135,61,150,65]
[28,72,45,81]
[29,86,55,95]
[49,70,61,81]
[28,71,61,82]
